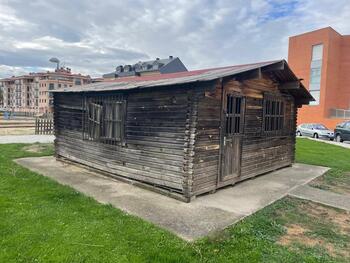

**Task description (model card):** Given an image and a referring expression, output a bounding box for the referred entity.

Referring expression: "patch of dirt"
[22,144,50,153]
[278,224,340,257]
[300,202,350,235]
[278,202,350,259]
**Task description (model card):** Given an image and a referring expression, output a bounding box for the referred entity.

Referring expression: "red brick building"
[288,27,350,129]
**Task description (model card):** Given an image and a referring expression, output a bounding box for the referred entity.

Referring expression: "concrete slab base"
[290,185,350,211]
[15,156,328,241]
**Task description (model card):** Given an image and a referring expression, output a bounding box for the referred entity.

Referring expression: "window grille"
[263,96,285,133]
[225,95,244,135]
[83,94,126,145]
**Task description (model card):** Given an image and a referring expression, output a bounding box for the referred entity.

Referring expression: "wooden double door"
[219,91,245,184]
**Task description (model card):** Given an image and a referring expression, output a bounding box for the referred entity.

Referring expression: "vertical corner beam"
[183,89,198,201]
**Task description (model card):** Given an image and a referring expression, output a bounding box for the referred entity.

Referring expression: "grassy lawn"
[296,138,350,195]
[0,140,350,262]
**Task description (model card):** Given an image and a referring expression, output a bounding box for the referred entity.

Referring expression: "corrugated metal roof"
[54,59,314,102]
[55,60,278,92]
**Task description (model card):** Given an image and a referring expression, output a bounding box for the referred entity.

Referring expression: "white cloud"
[0,0,349,78]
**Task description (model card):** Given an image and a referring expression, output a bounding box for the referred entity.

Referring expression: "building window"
[312,44,323,61]
[102,102,125,141]
[309,44,323,105]
[75,79,82,85]
[225,94,244,134]
[87,103,102,140]
[49,83,55,90]
[263,97,285,133]
[84,95,126,145]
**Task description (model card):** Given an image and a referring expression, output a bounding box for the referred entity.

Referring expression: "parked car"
[296,123,334,140]
[334,121,350,142]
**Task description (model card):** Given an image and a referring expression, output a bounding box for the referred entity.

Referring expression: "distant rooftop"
[0,67,91,81]
[103,56,187,79]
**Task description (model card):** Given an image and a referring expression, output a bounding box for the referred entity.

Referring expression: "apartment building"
[0,68,91,114]
[102,56,187,79]
[288,27,350,129]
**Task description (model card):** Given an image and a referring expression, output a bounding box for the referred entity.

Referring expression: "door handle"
[223,136,226,146]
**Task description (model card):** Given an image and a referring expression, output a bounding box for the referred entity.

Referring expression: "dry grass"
[310,170,350,195]
[278,200,350,259]
[278,224,338,256]
[22,143,54,153]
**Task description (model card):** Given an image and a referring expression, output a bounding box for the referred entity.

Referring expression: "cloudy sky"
[0,0,349,78]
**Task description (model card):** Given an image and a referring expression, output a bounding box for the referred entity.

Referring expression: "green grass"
[295,138,350,170]
[296,138,350,194]
[1,141,349,262]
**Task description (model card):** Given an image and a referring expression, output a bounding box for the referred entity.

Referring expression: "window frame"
[224,93,245,136]
[309,43,323,106]
[262,94,285,136]
[100,101,125,143]
[83,94,126,145]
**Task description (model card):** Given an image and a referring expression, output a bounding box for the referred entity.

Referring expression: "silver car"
[297,123,334,140]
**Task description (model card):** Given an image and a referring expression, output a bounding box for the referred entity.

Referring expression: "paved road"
[0,135,55,144]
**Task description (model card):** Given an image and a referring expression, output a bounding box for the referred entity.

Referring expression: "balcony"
[329,109,350,119]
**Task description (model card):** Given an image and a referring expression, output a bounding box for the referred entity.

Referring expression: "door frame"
[217,85,245,188]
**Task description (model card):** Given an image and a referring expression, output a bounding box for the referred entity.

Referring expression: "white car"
[297,123,334,140]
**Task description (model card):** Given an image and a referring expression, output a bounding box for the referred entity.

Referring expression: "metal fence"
[35,118,54,135]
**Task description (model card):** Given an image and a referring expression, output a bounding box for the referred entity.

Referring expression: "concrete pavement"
[290,185,350,211]
[15,156,328,241]
[0,135,55,144]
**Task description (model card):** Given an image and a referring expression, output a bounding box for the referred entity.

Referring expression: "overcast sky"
[0,0,349,78]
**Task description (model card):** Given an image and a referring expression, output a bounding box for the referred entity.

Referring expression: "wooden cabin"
[53,60,313,202]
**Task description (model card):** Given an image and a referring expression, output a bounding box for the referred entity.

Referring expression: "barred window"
[263,98,284,132]
[101,102,124,141]
[225,95,244,135]
[84,95,126,145]
[87,102,102,140]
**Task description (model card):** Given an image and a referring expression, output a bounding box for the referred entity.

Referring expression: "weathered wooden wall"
[54,86,202,200]
[191,76,296,196]
[191,86,221,195]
